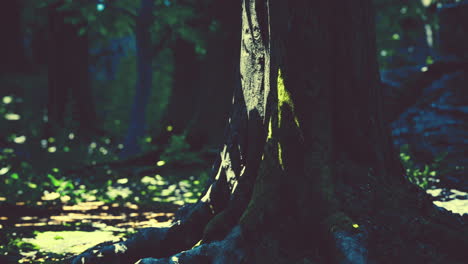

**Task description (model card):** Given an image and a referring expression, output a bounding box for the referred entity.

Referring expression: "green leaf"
[426,56,434,65]
[48,174,62,187]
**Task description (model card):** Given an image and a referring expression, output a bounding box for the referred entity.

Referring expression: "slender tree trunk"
[0,0,28,73]
[162,38,200,135]
[69,1,468,263]
[46,5,96,136]
[121,0,154,158]
[160,0,240,150]
[47,6,68,129]
[185,0,241,148]
[69,24,96,136]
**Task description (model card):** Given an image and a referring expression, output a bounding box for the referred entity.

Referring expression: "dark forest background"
[0,0,467,262]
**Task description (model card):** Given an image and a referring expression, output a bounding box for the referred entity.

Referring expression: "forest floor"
[0,200,178,263]
[0,166,203,264]
[0,166,466,264]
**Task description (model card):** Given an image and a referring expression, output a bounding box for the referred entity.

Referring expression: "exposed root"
[67,201,215,264]
[136,226,245,264]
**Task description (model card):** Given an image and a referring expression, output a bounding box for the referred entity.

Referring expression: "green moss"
[277,69,300,128]
[277,72,289,121]
[267,117,273,139]
[277,142,284,169]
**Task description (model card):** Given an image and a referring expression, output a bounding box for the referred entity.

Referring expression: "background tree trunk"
[46,5,96,136]
[184,0,241,149]
[161,37,200,138]
[160,0,240,150]
[0,0,28,73]
[121,0,154,158]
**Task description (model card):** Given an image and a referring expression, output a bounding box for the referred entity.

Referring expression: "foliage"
[375,0,429,69]
[399,144,447,189]
[374,0,459,69]
[160,134,203,164]
[21,0,210,51]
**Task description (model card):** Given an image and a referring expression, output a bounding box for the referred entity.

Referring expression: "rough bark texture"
[69,1,468,264]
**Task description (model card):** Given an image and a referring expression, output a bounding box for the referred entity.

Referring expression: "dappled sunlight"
[434,199,468,215]
[13,135,26,144]
[0,167,10,175]
[4,113,21,120]
[23,231,120,255]
[0,199,177,262]
[427,188,468,215]
[2,96,13,104]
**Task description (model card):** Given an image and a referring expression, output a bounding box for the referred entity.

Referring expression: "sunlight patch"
[421,0,432,7]
[428,189,468,215]
[117,178,129,184]
[41,191,60,201]
[47,146,57,153]
[0,166,10,175]
[434,199,468,215]
[5,113,21,120]
[107,186,132,200]
[23,231,120,255]
[14,135,26,144]
[113,243,127,254]
[2,96,13,104]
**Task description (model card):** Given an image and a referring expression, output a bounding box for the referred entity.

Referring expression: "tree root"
[67,201,215,264]
[136,226,245,264]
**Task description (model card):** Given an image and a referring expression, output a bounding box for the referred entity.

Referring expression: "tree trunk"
[164,38,200,136]
[46,5,96,136]
[0,0,28,73]
[69,1,468,263]
[160,0,240,150]
[121,0,154,158]
[184,0,241,149]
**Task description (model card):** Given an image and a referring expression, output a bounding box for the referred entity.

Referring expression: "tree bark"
[69,1,468,264]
